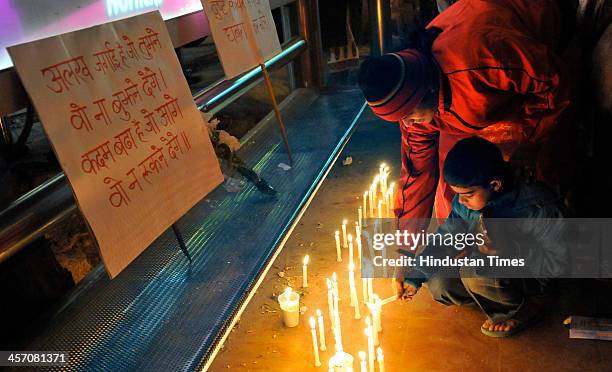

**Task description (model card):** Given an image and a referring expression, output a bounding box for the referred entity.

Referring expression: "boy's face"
[450,180,501,211]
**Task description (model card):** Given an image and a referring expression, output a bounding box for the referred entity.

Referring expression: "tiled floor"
[210,109,612,372]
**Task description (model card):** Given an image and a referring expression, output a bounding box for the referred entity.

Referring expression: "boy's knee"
[427,275,458,304]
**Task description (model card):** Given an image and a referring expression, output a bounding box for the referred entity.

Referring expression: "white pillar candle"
[348,234,354,266]
[278,287,300,327]
[377,348,385,372]
[359,351,367,372]
[367,278,374,302]
[310,317,322,367]
[365,318,375,372]
[328,351,354,372]
[335,231,342,262]
[316,309,327,351]
[302,255,309,288]
[342,220,348,248]
[377,200,383,220]
[371,182,378,210]
[327,279,335,329]
[358,207,363,229]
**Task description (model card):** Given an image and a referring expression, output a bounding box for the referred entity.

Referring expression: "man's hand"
[393,278,418,300]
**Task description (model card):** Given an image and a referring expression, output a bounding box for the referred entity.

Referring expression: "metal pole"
[280,5,297,92]
[369,0,391,56]
[297,0,324,88]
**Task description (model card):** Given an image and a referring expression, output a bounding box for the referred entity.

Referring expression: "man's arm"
[395,120,440,230]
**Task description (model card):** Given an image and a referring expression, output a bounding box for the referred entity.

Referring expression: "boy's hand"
[393,278,418,300]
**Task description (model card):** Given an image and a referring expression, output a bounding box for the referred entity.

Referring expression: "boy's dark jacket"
[404,181,568,288]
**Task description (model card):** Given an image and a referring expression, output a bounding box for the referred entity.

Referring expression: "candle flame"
[326,279,332,289]
[316,309,322,317]
[335,230,340,236]
[303,255,310,265]
[359,351,366,360]
[332,272,337,281]
[309,316,316,328]
[342,219,348,225]
[377,347,384,358]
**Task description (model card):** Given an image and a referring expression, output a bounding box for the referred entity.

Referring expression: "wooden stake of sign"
[171,224,192,263]
[260,63,293,165]
[238,4,293,165]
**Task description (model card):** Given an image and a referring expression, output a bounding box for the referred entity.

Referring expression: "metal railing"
[0,37,307,265]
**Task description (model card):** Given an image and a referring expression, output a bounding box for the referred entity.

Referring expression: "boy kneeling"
[395,137,567,337]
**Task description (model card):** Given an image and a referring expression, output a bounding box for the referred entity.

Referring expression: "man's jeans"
[425,266,532,323]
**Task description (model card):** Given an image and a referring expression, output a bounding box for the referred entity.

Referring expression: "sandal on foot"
[480,311,542,338]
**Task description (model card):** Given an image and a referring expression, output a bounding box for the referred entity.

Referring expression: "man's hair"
[443,137,509,187]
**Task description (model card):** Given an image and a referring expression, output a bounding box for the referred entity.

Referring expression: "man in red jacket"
[358,0,572,228]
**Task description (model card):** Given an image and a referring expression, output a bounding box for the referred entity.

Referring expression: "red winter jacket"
[395,0,571,228]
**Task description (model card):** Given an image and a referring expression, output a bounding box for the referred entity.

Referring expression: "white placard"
[201,0,282,79]
[8,12,223,278]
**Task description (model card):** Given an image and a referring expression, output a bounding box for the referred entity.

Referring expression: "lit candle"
[302,255,309,288]
[367,278,374,301]
[368,185,374,216]
[365,317,375,372]
[367,301,380,346]
[374,295,383,333]
[385,190,391,218]
[327,279,335,329]
[359,351,367,372]
[377,348,385,372]
[377,200,383,220]
[310,316,322,367]
[373,174,380,196]
[382,170,388,196]
[348,263,356,307]
[316,309,327,351]
[355,222,362,268]
[332,273,339,321]
[334,231,342,262]
[349,264,361,319]
[342,220,348,248]
[363,191,368,221]
[348,234,354,266]
[380,295,397,306]
[388,183,395,216]
[358,207,363,229]
[362,278,368,303]
[278,287,300,327]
